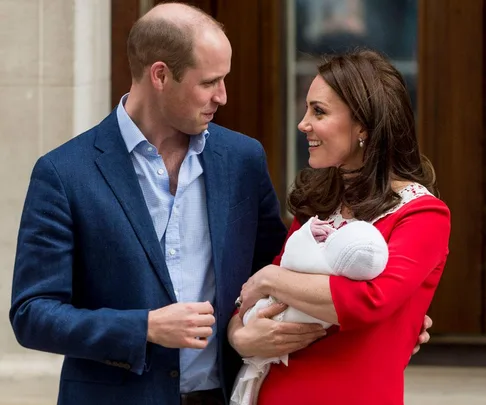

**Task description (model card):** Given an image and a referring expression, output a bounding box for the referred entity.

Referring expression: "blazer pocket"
[61,357,126,385]
[227,197,252,224]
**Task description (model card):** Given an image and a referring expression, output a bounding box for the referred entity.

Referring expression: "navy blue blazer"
[10,110,287,405]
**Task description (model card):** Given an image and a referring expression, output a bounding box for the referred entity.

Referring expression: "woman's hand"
[228,303,327,358]
[238,265,279,318]
[412,315,432,355]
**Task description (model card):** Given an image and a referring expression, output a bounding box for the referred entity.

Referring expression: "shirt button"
[157,168,164,175]
[174,290,179,297]
[169,370,179,378]
[169,249,176,256]
[147,147,153,152]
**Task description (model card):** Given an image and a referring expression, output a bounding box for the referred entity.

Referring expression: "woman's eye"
[314,107,324,116]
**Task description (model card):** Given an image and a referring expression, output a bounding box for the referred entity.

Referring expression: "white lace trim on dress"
[324,183,433,228]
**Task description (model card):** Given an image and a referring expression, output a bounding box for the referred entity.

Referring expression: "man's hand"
[147,302,215,349]
[229,303,326,358]
[412,315,432,355]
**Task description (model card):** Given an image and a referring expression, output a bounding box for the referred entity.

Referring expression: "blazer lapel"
[93,112,177,302]
[200,131,230,291]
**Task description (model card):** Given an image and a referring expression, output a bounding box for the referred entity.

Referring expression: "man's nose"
[213,81,227,106]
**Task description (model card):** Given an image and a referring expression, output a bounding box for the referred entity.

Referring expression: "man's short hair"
[127,4,224,82]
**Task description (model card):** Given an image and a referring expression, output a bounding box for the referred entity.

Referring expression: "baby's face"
[310,216,336,243]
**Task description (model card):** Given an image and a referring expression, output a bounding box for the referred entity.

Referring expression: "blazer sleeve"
[329,197,451,331]
[250,147,287,274]
[10,156,149,375]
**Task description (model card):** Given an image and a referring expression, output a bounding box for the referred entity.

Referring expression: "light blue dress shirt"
[116,95,220,393]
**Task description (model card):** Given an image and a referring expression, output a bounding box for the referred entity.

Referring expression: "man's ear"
[150,62,169,90]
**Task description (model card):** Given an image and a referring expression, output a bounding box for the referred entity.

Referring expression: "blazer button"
[169,370,179,378]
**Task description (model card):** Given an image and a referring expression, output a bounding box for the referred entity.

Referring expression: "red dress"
[257,189,450,405]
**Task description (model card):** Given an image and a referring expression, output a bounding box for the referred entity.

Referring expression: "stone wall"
[0,0,111,402]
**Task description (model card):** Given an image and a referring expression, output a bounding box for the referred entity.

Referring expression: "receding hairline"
[140,2,224,35]
[126,2,226,81]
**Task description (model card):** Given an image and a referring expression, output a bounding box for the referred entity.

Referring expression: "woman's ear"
[357,125,368,142]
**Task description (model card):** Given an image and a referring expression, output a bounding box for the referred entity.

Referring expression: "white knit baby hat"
[321,221,389,280]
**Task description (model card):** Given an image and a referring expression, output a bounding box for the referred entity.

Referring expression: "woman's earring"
[359,138,365,148]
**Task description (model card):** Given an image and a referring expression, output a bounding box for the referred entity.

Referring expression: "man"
[10,3,430,405]
[9,3,298,405]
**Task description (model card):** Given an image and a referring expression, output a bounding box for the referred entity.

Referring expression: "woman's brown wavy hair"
[288,49,437,224]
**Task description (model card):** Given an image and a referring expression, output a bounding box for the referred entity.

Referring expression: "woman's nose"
[298,118,311,133]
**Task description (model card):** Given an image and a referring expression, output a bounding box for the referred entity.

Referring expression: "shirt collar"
[188,129,209,156]
[116,93,210,155]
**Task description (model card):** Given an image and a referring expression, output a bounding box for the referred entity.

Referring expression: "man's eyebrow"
[202,75,225,83]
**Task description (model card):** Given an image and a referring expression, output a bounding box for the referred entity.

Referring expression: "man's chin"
[197,122,210,132]
[184,123,208,135]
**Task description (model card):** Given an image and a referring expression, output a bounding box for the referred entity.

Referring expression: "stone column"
[0,0,111,402]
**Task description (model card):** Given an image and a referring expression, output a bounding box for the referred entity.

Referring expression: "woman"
[228,49,450,405]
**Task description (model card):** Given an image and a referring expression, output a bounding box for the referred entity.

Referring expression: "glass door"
[286,0,418,188]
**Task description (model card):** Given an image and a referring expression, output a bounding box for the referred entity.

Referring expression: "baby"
[231,216,389,405]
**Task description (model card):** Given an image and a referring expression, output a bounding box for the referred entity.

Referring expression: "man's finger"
[194,314,216,327]
[187,301,214,314]
[185,338,209,349]
[199,301,215,314]
[257,303,288,319]
[191,326,213,338]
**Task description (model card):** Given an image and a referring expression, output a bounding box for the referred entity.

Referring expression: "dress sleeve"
[329,197,451,331]
[272,217,302,265]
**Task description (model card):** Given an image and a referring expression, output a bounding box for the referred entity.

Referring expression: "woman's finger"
[257,303,288,319]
